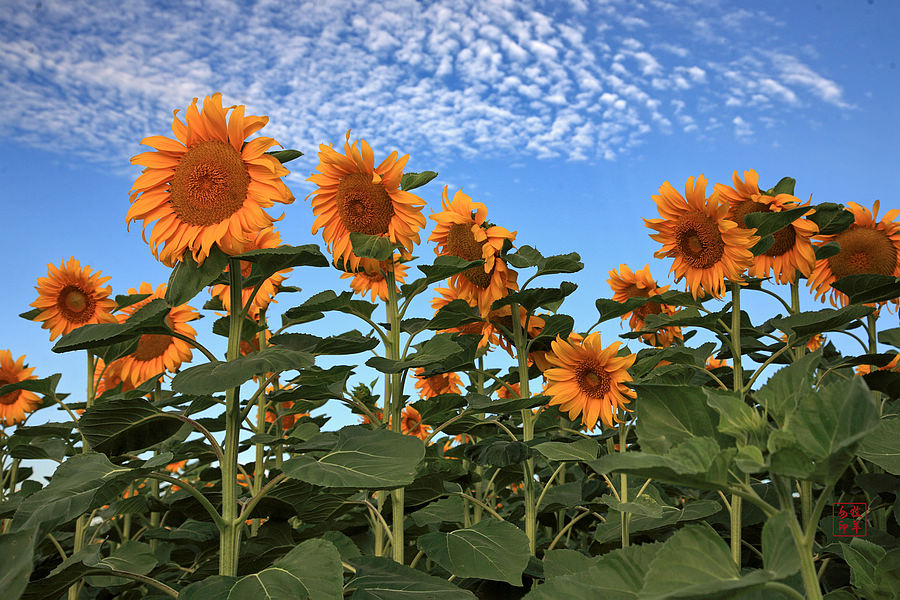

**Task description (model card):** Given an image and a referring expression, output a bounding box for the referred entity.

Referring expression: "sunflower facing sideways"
[715,169,818,284]
[607,264,682,347]
[808,200,900,306]
[127,93,294,267]
[429,187,518,314]
[542,333,636,431]
[399,405,432,441]
[414,367,463,399]
[307,131,427,272]
[116,283,200,387]
[645,176,759,299]
[0,351,41,426]
[30,257,118,341]
[340,255,409,302]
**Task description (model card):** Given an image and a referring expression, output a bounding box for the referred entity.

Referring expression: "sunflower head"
[809,200,900,306]
[0,351,41,426]
[414,367,463,398]
[645,176,759,299]
[399,405,432,440]
[127,93,294,267]
[607,264,682,347]
[93,358,136,398]
[165,460,187,473]
[340,255,409,302]
[715,170,818,284]
[307,131,427,272]
[265,400,308,431]
[429,187,518,314]
[30,257,118,341]
[542,333,636,430]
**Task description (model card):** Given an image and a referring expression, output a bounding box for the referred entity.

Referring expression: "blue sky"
[2,0,898,433]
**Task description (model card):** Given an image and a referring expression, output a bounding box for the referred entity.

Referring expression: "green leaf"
[766,176,796,196]
[754,350,822,423]
[349,232,394,261]
[541,549,596,580]
[856,417,900,475]
[417,519,531,585]
[879,327,900,349]
[284,290,377,321]
[602,493,668,519]
[11,453,138,538]
[744,206,811,255]
[534,438,598,462]
[400,171,438,191]
[410,496,466,527]
[84,540,158,587]
[166,245,229,306]
[640,523,772,599]
[762,511,801,578]
[80,398,183,456]
[808,202,855,235]
[366,334,461,374]
[703,388,768,448]
[236,244,328,287]
[18,308,40,321]
[466,392,548,414]
[464,439,532,467]
[831,274,900,305]
[505,246,583,276]
[427,299,483,330]
[114,293,152,311]
[271,330,379,355]
[0,373,61,400]
[842,538,885,594]
[769,305,873,340]
[632,384,723,454]
[171,347,314,394]
[413,255,485,286]
[490,282,578,312]
[814,241,841,261]
[0,529,36,600]
[228,538,343,600]
[282,427,424,489]
[52,298,171,353]
[179,576,238,600]
[266,149,303,163]
[348,556,476,599]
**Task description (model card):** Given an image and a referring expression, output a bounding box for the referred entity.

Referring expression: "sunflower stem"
[864,312,888,531]
[386,263,406,563]
[619,423,629,548]
[219,257,245,577]
[777,476,823,600]
[729,282,743,568]
[251,309,269,538]
[510,301,537,555]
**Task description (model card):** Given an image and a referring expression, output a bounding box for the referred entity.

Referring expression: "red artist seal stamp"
[833,502,867,537]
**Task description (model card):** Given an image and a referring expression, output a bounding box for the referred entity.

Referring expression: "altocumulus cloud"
[0,0,851,178]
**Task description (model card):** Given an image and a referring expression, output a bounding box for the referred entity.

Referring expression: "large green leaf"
[466,392,548,414]
[808,202,855,235]
[504,245,583,276]
[348,556,476,599]
[83,540,159,588]
[632,384,722,454]
[490,282,578,312]
[754,350,822,424]
[762,511,801,578]
[743,206,810,255]
[534,438,598,462]
[166,245,229,306]
[639,523,772,599]
[284,290,377,321]
[271,330,379,355]
[401,256,485,298]
[11,453,138,538]
[228,538,343,600]
[233,244,329,287]
[267,149,303,163]
[417,519,531,585]
[179,576,238,600]
[350,232,394,261]
[80,398,183,455]
[769,305,873,340]
[52,298,170,353]
[366,334,462,373]
[703,388,768,449]
[831,274,900,305]
[0,529,36,600]
[282,427,424,489]
[410,496,466,527]
[172,347,314,394]
[426,299,483,330]
[857,417,900,475]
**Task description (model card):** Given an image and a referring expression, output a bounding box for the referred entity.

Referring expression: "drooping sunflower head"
[30,257,118,341]
[715,170,818,284]
[0,350,41,426]
[607,263,682,347]
[127,93,294,267]
[542,333,636,431]
[429,187,518,314]
[116,283,199,387]
[414,367,463,399]
[307,131,427,272]
[809,200,900,306]
[209,226,291,320]
[340,255,409,302]
[399,405,432,440]
[645,176,759,299]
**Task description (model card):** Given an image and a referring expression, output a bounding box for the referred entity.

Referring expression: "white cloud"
[733,116,753,138]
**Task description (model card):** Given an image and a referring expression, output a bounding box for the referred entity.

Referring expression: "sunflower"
[265,400,308,431]
[429,187,518,314]
[542,333,636,430]
[706,356,729,370]
[715,169,818,284]
[496,381,521,399]
[209,227,291,320]
[165,460,187,473]
[359,408,385,426]
[442,433,472,454]
[780,333,825,352]
[30,257,118,341]
[399,405,432,440]
[307,131,427,272]
[93,358,136,398]
[531,332,583,374]
[340,256,409,302]
[127,93,293,267]
[0,351,41,426]
[607,264,682,347]
[808,200,900,306]
[414,367,463,398]
[430,285,505,350]
[116,283,199,387]
[645,176,759,299]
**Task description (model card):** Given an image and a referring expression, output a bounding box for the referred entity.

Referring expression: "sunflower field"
[1,94,898,600]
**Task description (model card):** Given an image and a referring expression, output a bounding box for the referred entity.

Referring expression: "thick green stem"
[510,302,537,555]
[251,310,268,538]
[68,351,96,600]
[778,478,823,600]
[619,424,629,548]
[219,258,245,577]
[730,283,743,567]
[386,264,405,563]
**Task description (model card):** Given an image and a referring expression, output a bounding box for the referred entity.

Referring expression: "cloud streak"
[0,0,852,178]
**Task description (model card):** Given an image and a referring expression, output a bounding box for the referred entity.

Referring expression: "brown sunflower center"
[335,172,394,235]
[828,226,898,278]
[56,285,96,323]
[576,360,611,399]
[447,223,494,288]
[731,200,796,257]
[133,334,173,361]
[0,377,17,405]
[675,211,725,269]
[169,140,250,227]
